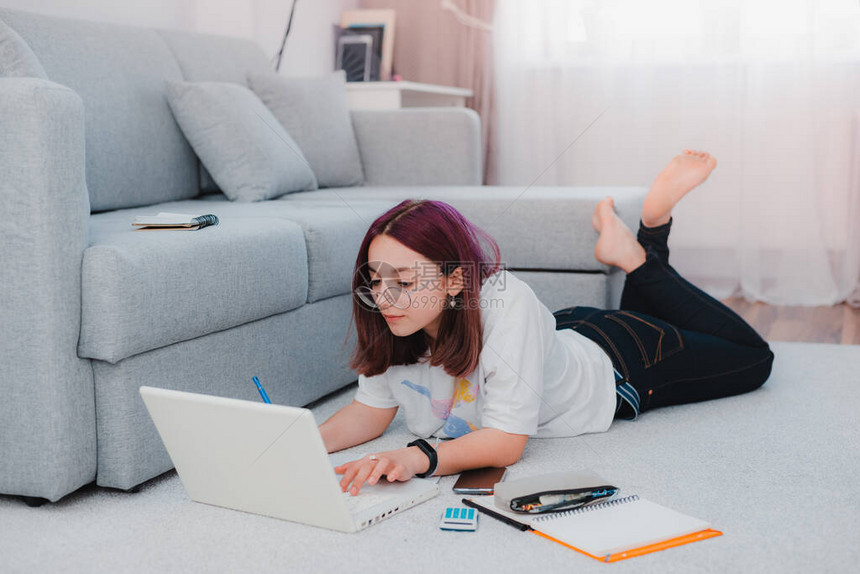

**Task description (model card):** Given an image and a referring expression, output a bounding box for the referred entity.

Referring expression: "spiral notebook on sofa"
[465,494,721,563]
[132,212,219,231]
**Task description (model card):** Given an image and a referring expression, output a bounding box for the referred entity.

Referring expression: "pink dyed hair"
[349,199,501,378]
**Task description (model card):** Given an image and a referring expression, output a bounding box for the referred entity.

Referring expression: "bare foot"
[641,150,717,228]
[592,197,647,274]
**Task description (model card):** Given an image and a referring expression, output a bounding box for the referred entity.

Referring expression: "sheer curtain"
[494,0,860,306]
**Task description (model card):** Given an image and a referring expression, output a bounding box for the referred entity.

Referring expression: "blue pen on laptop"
[252,376,271,404]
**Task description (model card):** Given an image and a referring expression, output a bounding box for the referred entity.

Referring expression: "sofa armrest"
[351,108,482,186]
[0,78,96,501]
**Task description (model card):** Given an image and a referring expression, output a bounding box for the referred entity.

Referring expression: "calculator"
[440,506,479,531]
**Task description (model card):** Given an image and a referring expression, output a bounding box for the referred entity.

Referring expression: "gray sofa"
[0,7,646,503]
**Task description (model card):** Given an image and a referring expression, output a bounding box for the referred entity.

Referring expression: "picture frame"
[340,9,395,81]
[338,26,383,81]
[336,34,374,82]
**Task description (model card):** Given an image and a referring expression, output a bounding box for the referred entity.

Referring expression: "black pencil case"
[494,470,619,514]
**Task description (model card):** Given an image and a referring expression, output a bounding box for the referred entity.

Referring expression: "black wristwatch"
[407,438,438,478]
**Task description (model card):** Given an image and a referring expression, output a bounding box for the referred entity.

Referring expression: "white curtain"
[494,0,860,306]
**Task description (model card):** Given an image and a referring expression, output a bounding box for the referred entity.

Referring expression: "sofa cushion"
[166,81,318,202]
[130,197,402,303]
[156,29,271,85]
[198,164,221,194]
[268,198,399,301]
[156,28,273,196]
[351,109,482,185]
[0,8,199,212]
[154,185,645,304]
[278,186,648,272]
[248,70,364,189]
[0,17,47,77]
[79,213,309,364]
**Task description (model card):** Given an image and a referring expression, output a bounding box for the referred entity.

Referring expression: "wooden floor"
[721,299,860,345]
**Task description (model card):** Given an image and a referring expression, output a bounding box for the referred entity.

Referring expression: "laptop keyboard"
[341,491,397,513]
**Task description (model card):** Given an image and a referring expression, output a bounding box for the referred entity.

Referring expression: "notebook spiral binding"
[192,214,219,229]
[532,494,640,523]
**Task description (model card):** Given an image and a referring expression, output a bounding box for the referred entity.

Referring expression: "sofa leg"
[21,496,49,507]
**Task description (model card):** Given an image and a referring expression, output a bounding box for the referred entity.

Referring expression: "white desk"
[344,81,473,110]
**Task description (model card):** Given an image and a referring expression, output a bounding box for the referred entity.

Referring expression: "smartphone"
[452,466,507,495]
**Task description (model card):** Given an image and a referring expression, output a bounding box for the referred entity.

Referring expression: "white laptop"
[139,386,438,533]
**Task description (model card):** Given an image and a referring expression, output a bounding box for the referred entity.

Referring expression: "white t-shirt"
[354,270,617,438]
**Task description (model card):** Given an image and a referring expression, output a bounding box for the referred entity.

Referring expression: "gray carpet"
[2,342,858,573]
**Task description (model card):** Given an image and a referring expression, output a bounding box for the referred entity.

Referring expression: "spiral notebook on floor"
[464,494,721,563]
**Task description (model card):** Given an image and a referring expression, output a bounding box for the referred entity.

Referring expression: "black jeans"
[553,218,775,418]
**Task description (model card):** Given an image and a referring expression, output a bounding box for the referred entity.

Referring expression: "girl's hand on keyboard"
[335,448,426,496]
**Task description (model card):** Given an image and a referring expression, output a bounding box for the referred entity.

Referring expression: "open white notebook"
[466,494,720,562]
